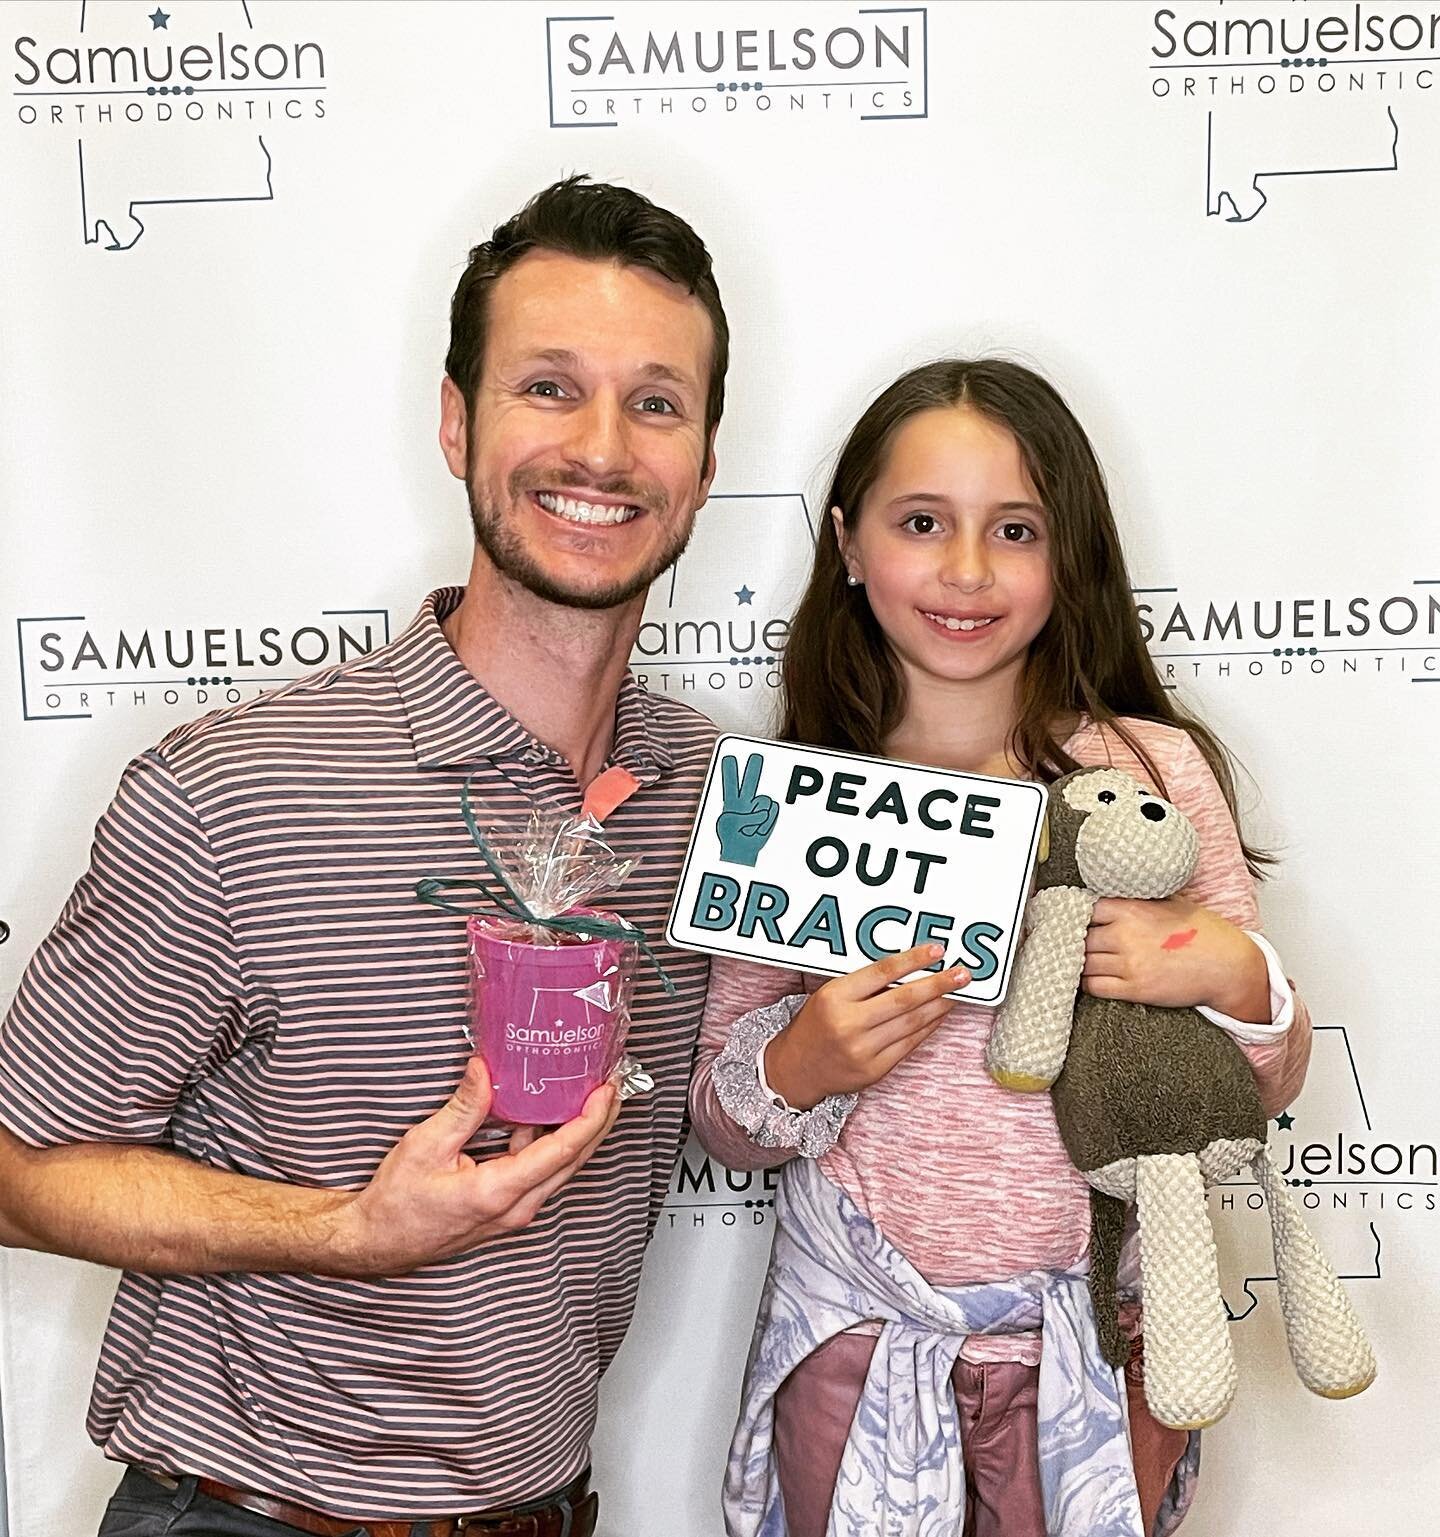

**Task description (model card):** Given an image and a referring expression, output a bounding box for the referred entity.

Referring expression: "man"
[0,176,726,1536]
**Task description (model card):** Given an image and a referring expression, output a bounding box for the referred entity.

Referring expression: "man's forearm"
[0,1060,617,1280]
[0,1132,365,1277]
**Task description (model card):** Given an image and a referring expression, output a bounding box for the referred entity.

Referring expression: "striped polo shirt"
[0,588,716,1518]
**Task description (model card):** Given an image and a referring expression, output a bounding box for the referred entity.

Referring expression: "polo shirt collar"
[390,588,672,783]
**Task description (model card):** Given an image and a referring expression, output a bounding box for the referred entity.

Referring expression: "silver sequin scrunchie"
[711,995,857,1158]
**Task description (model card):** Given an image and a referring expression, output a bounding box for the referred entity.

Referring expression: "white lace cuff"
[711,995,857,1158]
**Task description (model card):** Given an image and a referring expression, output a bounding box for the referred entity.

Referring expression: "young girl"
[688,360,1309,1537]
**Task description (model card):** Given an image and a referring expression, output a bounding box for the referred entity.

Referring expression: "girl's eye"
[637,395,677,415]
[527,380,568,399]
[902,513,939,535]
[998,522,1036,543]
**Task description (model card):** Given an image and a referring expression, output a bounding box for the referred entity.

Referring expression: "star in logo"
[149,7,171,28]
[1274,1111,1295,1131]
[735,584,754,605]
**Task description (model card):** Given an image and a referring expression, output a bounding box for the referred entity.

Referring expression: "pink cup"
[467,913,633,1124]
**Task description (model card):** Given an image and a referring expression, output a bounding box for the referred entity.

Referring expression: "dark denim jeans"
[96,1468,384,1537]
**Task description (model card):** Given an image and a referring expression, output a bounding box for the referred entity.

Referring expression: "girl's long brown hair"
[779,359,1270,874]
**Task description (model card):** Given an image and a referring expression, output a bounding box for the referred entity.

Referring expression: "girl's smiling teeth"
[535,490,641,526]
[921,610,999,633]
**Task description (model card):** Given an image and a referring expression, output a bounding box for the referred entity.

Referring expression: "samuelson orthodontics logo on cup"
[1135,578,1440,684]
[12,0,329,250]
[15,606,389,722]
[1146,4,1435,221]
[667,735,1046,1005]
[544,3,927,127]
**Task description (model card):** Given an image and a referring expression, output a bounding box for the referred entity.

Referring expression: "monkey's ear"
[1037,814,1050,864]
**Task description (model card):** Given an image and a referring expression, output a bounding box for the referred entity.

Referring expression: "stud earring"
[846,574,861,587]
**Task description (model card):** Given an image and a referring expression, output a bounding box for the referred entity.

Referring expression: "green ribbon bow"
[416,773,677,998]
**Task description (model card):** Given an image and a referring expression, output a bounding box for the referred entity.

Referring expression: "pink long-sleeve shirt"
[689,718,1312,1363]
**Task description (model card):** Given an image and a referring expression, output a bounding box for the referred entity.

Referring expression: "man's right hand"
[336,1057,621,1276]
[0,1058,620,1278]
[761,944,968,1111]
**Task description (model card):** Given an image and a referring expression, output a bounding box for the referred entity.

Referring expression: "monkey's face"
[1056,767,1199,899]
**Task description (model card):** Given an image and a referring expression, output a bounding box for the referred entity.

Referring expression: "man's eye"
[527,380,568,399]
[902,513,938,535]
[637,395,677,415]
[999,522,1036,543]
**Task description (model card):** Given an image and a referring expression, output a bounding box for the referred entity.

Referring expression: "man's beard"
[466,470,695,612]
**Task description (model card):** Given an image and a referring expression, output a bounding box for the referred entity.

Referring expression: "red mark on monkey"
[1162,928,1198,951]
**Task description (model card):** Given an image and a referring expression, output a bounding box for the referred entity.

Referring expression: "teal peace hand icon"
[716,752,779,867]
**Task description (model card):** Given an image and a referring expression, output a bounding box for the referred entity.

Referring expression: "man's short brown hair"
[446,176,728,440]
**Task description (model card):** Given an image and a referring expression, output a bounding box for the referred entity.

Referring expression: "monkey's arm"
[986,886,1095,1091]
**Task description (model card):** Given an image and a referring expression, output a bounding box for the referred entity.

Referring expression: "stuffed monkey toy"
[986,766,1375,1430]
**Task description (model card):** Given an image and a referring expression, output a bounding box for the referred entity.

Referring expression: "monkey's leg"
[1135,1152,1237,1430]
[1252,1150,1376,1400]
[1088,1187,1128,1369]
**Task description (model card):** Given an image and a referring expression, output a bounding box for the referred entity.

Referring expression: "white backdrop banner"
[2,2,1437,1534]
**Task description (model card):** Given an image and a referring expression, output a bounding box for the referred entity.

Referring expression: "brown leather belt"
[189,1470,597,1537]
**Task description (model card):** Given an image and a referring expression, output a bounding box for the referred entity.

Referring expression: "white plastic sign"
[667,734,1047,1005]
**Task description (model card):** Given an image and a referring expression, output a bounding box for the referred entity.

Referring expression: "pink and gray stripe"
[0,588,715,1518]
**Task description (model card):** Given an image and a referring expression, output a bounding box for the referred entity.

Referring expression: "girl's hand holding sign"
[762,944,970,1111]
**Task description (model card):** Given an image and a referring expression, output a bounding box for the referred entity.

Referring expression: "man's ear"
[698,423,719,506]
[829,505,858,581]
[438,375,470,482]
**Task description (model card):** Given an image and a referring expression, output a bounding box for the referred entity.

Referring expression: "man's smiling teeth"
[923,611,997,632]
[536,491,640,526]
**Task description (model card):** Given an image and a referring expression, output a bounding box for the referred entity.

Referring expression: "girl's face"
[835,405,1053,697]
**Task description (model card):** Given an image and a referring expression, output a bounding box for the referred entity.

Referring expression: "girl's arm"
[1080,728,1311,1118]
[691,947,964,1167]
[1168,732,1312,1116]
[690,957,812,1170]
